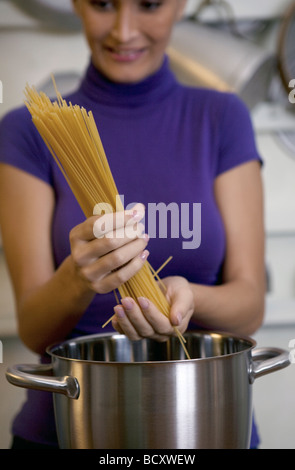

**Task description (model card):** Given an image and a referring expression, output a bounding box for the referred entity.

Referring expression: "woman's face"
[73,0,186,83]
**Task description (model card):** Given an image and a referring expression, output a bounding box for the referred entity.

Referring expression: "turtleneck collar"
[78,55,178,109]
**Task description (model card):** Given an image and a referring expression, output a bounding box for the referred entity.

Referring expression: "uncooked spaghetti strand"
[148,263,167,294]
[51,73,63,106]
[31,116,98,215]
[155,256,173,275]
[174,328,190,359]
[24,81,190,359]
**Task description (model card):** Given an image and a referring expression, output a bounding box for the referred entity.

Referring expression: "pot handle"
[6,363,80,399]
[250,347,290,384]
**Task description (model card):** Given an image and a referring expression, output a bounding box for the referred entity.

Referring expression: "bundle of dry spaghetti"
[24,81,190,359]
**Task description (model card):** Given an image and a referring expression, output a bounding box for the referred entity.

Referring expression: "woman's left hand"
[112,276,195,341]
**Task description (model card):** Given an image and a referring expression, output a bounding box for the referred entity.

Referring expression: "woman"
[0,0,265,449]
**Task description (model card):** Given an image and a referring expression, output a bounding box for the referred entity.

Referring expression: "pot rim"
[46,329,257,365]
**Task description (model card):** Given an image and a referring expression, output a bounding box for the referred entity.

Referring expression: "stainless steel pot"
[6,330,290,449]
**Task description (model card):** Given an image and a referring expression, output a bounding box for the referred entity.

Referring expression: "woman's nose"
[111,4,138,43]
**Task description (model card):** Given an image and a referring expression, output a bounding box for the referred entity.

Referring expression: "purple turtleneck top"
[0,57,261,447]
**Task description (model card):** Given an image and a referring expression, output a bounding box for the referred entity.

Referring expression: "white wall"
[0,1,89,118]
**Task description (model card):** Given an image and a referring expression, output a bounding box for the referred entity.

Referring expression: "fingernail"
[130,209,145,221]
[141,233,149,241]
[175,313,182,326]
[139,249,149,261]
[121,298,134,310]
[114,305,125,319]
[137,297,149,310]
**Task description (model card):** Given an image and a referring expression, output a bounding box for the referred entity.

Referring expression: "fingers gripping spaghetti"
[24,80,190,359]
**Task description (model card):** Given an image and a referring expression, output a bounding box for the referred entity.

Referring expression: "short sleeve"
[215,93,262,177]
[0,106,53,185]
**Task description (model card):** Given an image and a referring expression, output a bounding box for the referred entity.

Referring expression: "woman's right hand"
[69,203,149,295]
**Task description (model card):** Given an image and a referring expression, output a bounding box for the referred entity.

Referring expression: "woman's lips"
[105,46,146,62]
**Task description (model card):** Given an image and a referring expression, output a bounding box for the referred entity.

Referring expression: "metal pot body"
[6,331,290,449]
